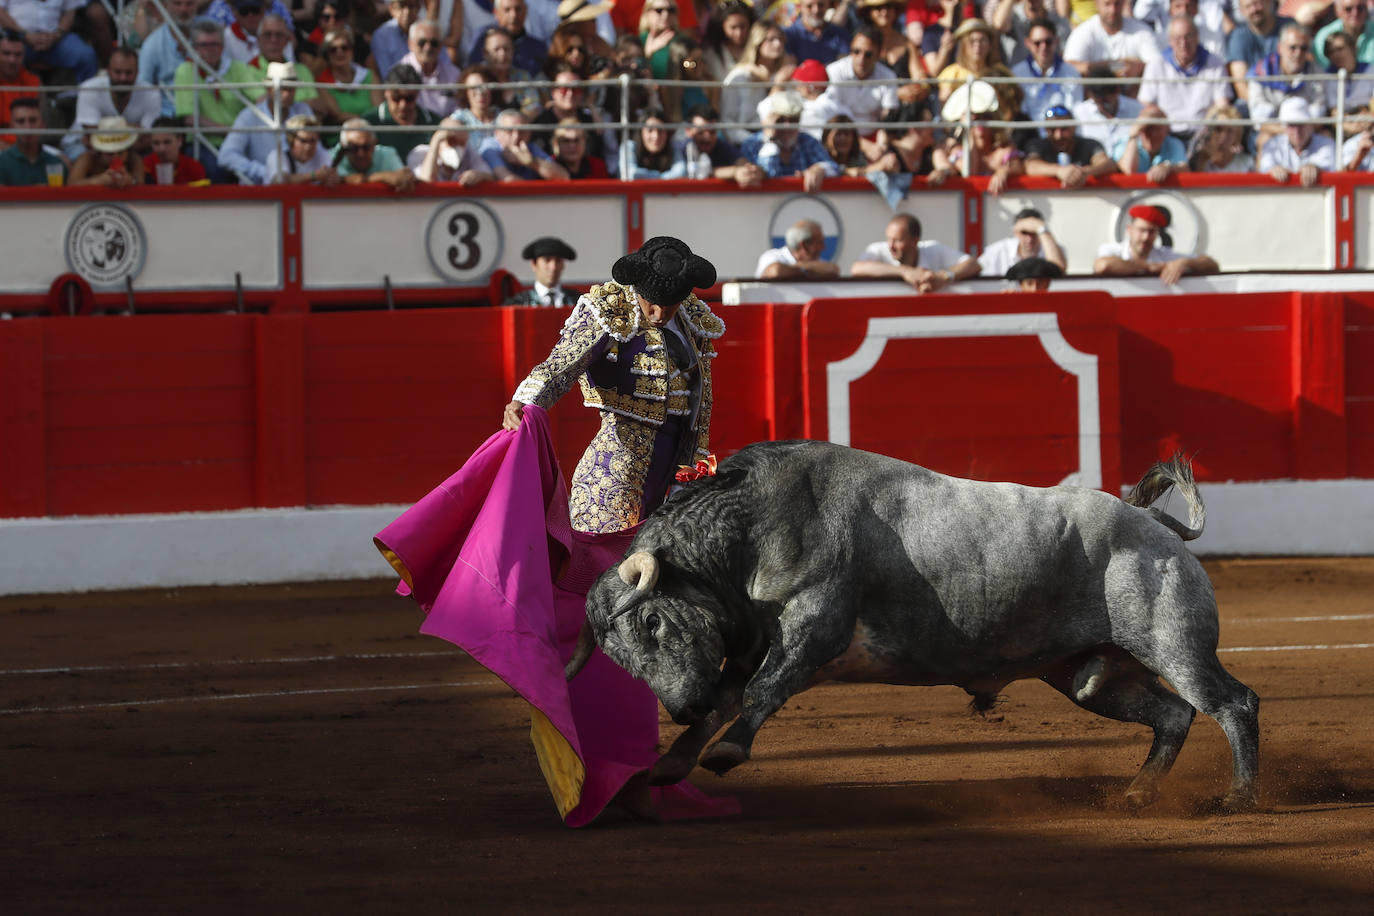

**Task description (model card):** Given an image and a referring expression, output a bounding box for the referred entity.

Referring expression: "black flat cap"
[522,237,577,261]
[1006,257,1065,281]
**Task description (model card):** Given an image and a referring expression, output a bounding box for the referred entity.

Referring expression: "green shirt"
[329,142,405,177]
[0,145,65,186]
[173,59,257,148]
[1315,20,1374,69]
[242,58,319,103]
[363,102,439,161]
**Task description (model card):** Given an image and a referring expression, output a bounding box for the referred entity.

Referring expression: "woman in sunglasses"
[937,18,1019,117]
[313,25,382,120]
[639,0,682,80]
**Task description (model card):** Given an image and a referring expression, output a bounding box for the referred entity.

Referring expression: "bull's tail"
[1122,453,1205,541]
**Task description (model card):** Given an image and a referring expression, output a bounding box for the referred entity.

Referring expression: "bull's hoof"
[1124,783,1158,810]
[648,753,695,786]
[699,740,748,775]
[1220,787,1259,814]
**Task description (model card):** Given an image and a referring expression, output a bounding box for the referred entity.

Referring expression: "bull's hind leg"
[1152,653,1261,812]
[1041,654,1196,809]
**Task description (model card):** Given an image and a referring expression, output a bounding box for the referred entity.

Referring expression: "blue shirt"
[217,99,313,184]
[477,135,555,179]
[371,21,410,80]
[138,24,190,117]
[783,22,851,66]
[1012,57,1083,126]
[1226,16,1294,68]
[738,131,840,178]
[1111,133,1188,170]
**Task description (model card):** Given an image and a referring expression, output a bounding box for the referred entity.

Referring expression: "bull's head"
[565,550,727,725]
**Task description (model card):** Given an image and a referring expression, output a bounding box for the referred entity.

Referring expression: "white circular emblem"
[1113,190,1203,257]
[768,194,843,263]
[64,204,146,287]
[425,200,503,283]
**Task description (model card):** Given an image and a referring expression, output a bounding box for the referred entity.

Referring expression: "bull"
[565,440,1260,811]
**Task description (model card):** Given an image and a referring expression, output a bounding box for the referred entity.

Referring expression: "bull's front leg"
[699,590,853,775]
[648,662,749,785]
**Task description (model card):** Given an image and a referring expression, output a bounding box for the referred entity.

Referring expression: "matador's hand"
[502,400,525,430]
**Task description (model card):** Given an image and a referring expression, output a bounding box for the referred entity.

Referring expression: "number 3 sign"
[425,200,504,283]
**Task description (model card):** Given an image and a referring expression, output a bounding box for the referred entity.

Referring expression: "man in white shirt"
[852,213,979,293]
[1063,0,1163,80]
[61,47,161,161]
[755,219,840,280]
[223,0,267,64]
[1072,63,1144,153]
[402,19,461,117]
[504,236,579,306]
[977,208,1068,278]
[1139,14,1231,139]
[823,25,897,143]
[1093,204,1218,285]
[1259,95,1336,187]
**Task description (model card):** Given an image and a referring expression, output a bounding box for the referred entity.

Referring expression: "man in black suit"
[504,236,578,306]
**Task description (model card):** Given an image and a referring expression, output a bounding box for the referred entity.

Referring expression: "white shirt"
[822,57,899,129]
[755,92,852,140]
[1096,238,1179,263]
[854,239,970,272]
[1063,16,1163,67]
[1341,133,1374,171]
[1138,50,1232,134]
[977,237,1038,278]
[1258,132,1337,172]
[264,143,330,183]
[532,281,570,307]
[755,245,799,278]
[0,0,80,34]
[1072,95,1143,155]
[60,75,162,160]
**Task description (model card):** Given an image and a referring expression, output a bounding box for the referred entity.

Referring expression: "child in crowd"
[142,116,208,185]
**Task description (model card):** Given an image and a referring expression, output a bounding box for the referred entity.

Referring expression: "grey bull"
[566,440,1261,811]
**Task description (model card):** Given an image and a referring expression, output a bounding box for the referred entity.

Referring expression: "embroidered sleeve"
[511,299,612,408]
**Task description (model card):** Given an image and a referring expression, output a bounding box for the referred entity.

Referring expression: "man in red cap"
[777,58,850,139]
[1093,204,1218,285]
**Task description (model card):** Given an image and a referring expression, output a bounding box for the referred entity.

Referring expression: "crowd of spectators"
[1,0,1374,191]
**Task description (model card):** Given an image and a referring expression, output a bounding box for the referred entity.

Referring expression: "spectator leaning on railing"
[737,90,840,193]
[1138,13,1231,142]
[329,116,416,188]
[852,212,980,293]
[218,60,313,184]
[1114,102,1188,182]
[1248,24,1326,157]
[60,46,160,162]
[1024,103,1121,185]
[412,116,494,183]
[144,115,208,184]
[1093,203,1218,285]
[1259,95,1335,186]
[0,96,63,185]
[756,218,842,280]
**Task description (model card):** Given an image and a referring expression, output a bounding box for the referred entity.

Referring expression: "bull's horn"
[617,551,660,593]
[564,619,595,681]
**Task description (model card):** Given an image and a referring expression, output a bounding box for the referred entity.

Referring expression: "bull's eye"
[645,612,661,630]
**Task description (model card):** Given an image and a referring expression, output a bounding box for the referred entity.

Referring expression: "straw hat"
[952,17,995,41]
[558,0,611,23]
[940,80,999,122]
[91,116,137,153]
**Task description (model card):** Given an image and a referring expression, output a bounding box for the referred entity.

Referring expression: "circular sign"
[767,194,844,263]
[1112,189,1203,256]
[425,199,503,283]
[64,203,146,288]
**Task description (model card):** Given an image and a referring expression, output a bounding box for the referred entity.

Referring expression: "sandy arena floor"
[2,557,1372,914]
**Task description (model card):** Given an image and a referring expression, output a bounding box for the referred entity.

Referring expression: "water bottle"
[1057,151,1071,166]
[686,140,709,178]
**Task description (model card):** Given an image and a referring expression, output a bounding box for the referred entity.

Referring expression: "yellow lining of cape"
[529,705,586,820]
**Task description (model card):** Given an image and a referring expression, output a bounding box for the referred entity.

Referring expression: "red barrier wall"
[1,291,1370,518]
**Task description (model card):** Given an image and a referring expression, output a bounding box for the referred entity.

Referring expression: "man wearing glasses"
[1226,0,1292,103]
[737,91,839,193]
[824,25,897,141]
[477,108,571,181]
[174,18,257,180]
[1315,0,1374,68]
[401,20,460,117]
[987,0,1071,66]
[330,117,416,189]
[1247,23,1326,155]
[1012,17,1082,126]
[365,63,442,160]
[785,0,851,66]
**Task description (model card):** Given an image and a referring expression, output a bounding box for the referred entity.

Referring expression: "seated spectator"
[313,26,381,121]
[862,0,933,87]
[468,0,547,77]
[1314,0,1374,69]
[477,108,572,180]
[624,108,677,178]
[265,113,338,183]
[987,0,1073,66]
[137,0,198,117]
[721,21,796,144]
[60,46,160,162]
[371,0,419,80]
[703,0,755,79]
[823,115,871,174]
[937,18,1020,118]
[662,35,716,124]
[1185,101,1255,171]
[872,103,939,175]
[0,97,62,184]
[1260,95,1335,185]
[1005,255,1065,290]
[1063,0,1162,83]
[452,65,501,141]
[547,118,608,177]
[117,0,166,53]
[175,19,257,180]
[1024,104,1121,185]
[852,213,980,292]
[412,116,493,183]
[296,2,370,73]
[1072,64,1144,153]
[977,207,1068,276]
[612,0,699,44]
[828,25,900,148]
[219,61,314,184]
[1250,24,1327,156]
[932,81,1024,194]
[532,63,617,165]
[1139,14,1231,142]
[400,19,460,117]
[785,0,851,65]
[1093,203,1219,284]
[1322,29,1374,119]
[1226,0,1292,104]
[674,103,761,185]
[1136,0,1230,60]
[756,218,841,280]
[1012,16,1083,126]
[737,90,841,192]
[544,21,595,81]
[555,0,619,89]
[1341,107,1374,170]
[780,59,849,140]
[476,26,540,117]
[1,26,39,149]
[1114,103,1188,182]
[221,0,273,64]
[244,15,316,100]
[329,117,416,188]
[504,236,579,306]
[143,116,209,184]
[69,116,146,187]
[364,64,442,161]
[0,0,99,85]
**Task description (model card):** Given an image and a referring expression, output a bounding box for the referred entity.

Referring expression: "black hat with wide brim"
[522,237,577,261]
[611,236,717,306]
[1005,257,1065,281]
